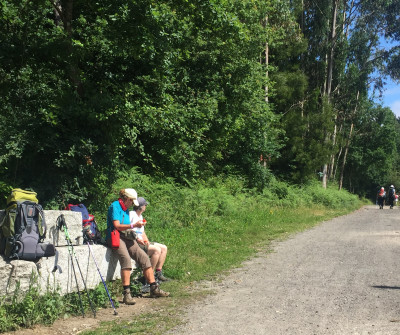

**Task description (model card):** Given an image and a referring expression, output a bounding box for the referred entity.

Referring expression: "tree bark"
[328,115,338,179]
[339,90,359,190]
[339,122,353,190]
[322,0,339,189]
[49,0,84,97]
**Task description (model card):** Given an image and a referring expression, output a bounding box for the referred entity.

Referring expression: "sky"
[380,79,400,117]
[375,37,400,117]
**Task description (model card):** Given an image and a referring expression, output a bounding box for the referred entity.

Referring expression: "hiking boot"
[123,289,136,305]
[141,283,150,294]
[155,270,169,282]
[150,284,170,298]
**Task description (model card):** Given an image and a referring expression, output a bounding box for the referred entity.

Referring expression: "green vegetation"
[1,1,400,207]
[0,173,365,333]
[0,273,121,332]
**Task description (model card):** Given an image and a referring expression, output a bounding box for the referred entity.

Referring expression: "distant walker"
[377,187,386,209]
[388,185,396,209]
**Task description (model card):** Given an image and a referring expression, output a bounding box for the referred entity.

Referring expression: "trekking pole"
[56,215,85,317]
[86,241,118,315]
[57,215,97,318]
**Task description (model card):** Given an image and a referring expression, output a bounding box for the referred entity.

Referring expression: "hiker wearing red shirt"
[377,187,386,209]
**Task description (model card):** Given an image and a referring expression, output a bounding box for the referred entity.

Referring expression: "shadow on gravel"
[372,285,400,290]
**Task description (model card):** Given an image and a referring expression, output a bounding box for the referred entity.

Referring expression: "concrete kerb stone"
[0,210,123,296]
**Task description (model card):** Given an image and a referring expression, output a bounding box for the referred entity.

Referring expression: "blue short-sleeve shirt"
[106,200,130,240]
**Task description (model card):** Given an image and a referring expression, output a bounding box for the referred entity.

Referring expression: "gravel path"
[169,205,400,335]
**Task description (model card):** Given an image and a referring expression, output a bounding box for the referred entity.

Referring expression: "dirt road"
[169,205,400,335]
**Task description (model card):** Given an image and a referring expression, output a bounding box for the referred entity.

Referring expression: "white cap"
[124,188,139,206]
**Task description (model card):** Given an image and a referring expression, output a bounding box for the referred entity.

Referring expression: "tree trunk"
[328,115,338,179]
[334,144,343,180]
[339,122,353,190]
[333,120,345,180]
[50,0,84,97]
[325,0,338,98]
[322,0,339,189]
[339,90,359,190]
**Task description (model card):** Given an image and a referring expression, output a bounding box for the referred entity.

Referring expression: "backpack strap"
[12,203,28,241]
[37,204,47,240]
[52,249,62,274]
[20,203,30,231]
[0,211,6,228]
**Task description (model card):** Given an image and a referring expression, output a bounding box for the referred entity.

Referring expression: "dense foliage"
[1,0,400,205]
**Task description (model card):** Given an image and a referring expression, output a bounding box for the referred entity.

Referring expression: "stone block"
[0,244,121,296]
[44,210,84,246]
[0,257,38,295]
[0,209,127,297]
[36,244,121,295]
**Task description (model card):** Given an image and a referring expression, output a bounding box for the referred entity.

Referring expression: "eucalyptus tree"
[344,104,398,196]
[271,0,400,192]
[334,0,400,193]
[270,0,338,184]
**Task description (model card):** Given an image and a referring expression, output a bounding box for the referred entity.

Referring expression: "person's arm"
[114,219,145,230]
[113,220,131,231]
[136,238,146,245]
[129,211,145,228]
[131,219,145,228]
[142,231,150,245]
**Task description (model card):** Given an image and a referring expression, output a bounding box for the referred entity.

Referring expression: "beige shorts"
[113,237,151,270]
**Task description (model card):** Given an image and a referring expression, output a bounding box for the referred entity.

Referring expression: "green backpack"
[0,189,54,261]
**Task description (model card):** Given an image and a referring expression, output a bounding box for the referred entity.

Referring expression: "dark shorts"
[112,237,151,270]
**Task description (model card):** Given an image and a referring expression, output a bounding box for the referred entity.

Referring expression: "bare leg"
[147,245,161,270]
[154,243,167,270]
[143,266,156,283]
[121,268,131,286]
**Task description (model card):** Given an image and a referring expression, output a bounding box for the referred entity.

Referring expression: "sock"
[156,268,161,272]
[123,285,130,291]
[150,282,157,287]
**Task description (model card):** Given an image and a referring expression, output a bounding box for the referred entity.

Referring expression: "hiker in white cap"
[388,185,396,209]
